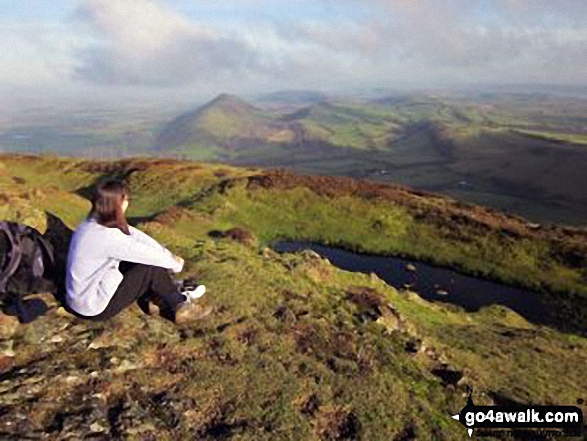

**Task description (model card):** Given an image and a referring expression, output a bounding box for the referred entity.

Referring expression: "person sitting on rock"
[65,179,211,323]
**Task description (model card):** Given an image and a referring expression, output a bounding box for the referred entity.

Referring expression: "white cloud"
[1,0,586,109]
[0,23,73,87]
[72,0,265,86]
[280,0,587,85]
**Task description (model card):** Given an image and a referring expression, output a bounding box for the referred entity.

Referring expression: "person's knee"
[149,265,176,283]
[150,265,169,275]
[128,263,159,275]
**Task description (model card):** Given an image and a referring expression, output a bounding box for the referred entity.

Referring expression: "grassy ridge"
[204,173,586,296]
[1,154,585,327]
[0,153,585,439]
[151,93,587,227]
[512,129,587,146]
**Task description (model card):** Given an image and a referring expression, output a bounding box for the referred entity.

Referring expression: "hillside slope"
[154,94,406,159]
[0,153,585,439]
[154,94,290,159]
[150,93,587,227]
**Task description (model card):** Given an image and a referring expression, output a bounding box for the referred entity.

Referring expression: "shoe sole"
[175,304,214,324]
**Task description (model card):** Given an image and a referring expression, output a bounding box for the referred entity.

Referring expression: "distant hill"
[150,92,587,226]
[154,93,295,156]
[154,94,402,158]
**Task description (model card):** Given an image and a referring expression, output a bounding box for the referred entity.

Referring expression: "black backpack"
[0,221,57,322]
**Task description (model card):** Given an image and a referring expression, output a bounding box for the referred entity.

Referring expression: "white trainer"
[182,285,206,302]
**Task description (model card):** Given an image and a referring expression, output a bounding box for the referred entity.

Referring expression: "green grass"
[512,129,587,145]
[0,154,585,439]
[3,152,584,313]
[297,104,400,150]
[194,181,586,301]
[196,107,273,141]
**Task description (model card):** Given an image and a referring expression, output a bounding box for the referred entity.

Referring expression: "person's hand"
[173,255,185,267]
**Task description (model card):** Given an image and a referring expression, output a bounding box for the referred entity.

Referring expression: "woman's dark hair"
[87,179,131,235]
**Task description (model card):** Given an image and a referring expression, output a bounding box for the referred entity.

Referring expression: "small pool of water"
[271,240,566,331]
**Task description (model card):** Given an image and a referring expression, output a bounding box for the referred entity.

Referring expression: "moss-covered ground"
[0,153,585,440]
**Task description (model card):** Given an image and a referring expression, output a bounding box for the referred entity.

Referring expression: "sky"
[1,0,586,108]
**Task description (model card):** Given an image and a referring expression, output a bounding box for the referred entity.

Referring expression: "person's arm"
[105,228,183,273]
[128,225,185,269]
[129,225,174,254]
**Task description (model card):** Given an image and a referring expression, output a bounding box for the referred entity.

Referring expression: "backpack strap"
[0,222,23,293]
[38,235,55,265]
[19,224,56,267]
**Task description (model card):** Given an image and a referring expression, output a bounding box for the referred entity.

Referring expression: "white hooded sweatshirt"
[65,215,183,316]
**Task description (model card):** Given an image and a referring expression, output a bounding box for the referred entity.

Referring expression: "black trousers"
[73,261,184,322]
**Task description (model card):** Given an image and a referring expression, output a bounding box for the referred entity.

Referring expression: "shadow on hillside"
[73,165,144,202]
[74,170,159,227]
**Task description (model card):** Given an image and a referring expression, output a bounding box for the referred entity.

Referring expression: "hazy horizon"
[2,0,587,111]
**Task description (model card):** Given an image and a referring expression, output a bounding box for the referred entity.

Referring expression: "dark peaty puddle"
[271,240,584,336]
